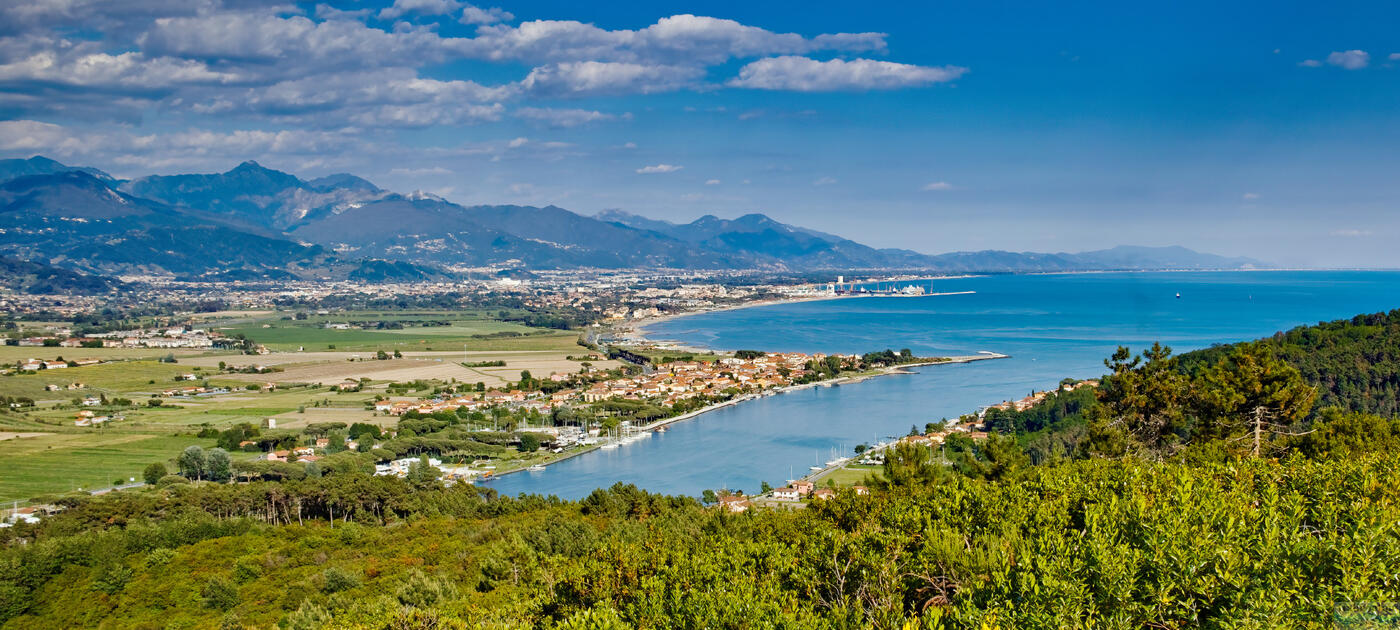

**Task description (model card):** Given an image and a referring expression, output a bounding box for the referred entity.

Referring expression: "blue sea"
[488,271,1400,499]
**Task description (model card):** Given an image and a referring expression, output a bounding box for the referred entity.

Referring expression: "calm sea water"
[488,271,1400,499]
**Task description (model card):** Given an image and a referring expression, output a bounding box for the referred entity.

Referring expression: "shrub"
[156,474,190,487]
[143,548,176,568]
[321,567,359,593]
[201,577,238,610]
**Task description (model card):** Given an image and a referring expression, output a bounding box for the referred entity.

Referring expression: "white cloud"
[1326,50,1369,70]
[1242,192,1260,200]
[459,14,886,66]
[460,3,513,25]
[0,49,239,90]
[518,61,704,96]
[0,119,85,154]
[0,5,956,132]
[243,69,509,127]
[705,179,720,185]
[1298,59,1323,67]
[922,181,954,191]
[813,176,836,186]
[637,164,682,174]
[1330,229,1373,237]
[1391,53,1400,61]
[514,107,622,127]
[507,136,530,148]
[379,0,462,20]
[729,56,968,91]
[0,119,362,171]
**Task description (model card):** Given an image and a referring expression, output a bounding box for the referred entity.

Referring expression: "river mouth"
[489,271,1400,499]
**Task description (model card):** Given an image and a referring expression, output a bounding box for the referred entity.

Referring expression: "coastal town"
[0,269,1015,509]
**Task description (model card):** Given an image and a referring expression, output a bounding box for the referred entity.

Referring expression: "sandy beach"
[627,282,979,353]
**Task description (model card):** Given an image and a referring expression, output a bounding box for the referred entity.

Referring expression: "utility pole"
[1252,406,1265,458]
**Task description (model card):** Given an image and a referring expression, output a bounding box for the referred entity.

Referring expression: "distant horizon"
[0,153,1328,268]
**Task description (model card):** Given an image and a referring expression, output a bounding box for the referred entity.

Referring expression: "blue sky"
[0,1,1396,267]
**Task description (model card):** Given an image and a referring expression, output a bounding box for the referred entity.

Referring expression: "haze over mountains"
[0,156,1264,286]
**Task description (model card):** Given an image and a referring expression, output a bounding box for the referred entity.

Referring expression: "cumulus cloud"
[460,3,513,25]
[636,164,682,174]
[1242,192,1260,200]
[0,4,966,169]
[1391,53,1400,61]
[140,13,454,73]
[1327,50,1370,69]
[459,14,886,66]
[729,56,968,91]
[0,119,361,171]
[241,69,509,127]
[813,176,836,186]
[1298,59,1323,67]
[518,61,703,96]
[705,179,720,185]
[0,49,239,89]
[922,181,953,191]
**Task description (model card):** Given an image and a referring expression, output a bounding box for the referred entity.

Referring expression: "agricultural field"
[0,360,247,400]
[0,382,385,502]
[0,345,222,363]
[213,309,562,352]
[0,308,607,502]
[0,431,219,501]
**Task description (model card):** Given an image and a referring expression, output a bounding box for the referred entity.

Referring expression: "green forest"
[3,310,1400,629]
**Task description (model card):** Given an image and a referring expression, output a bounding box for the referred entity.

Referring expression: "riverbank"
[487,352,1009,481]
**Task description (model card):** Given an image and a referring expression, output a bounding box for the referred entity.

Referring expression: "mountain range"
[0,156,1265,289]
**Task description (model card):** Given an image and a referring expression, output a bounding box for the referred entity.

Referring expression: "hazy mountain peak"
[0,155,114,184]
[308,173,380,193]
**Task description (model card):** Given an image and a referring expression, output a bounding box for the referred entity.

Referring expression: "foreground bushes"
[1,453,1397,629]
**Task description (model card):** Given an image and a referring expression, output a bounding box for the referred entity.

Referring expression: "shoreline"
[629,287,978,353]
[485,353,1009,481]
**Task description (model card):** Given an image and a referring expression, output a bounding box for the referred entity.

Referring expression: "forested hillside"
[2,311,1400,628]
[1180,309,1400,418]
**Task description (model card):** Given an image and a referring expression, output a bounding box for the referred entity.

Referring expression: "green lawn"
[814,464,882,488]
[0,432,216,501]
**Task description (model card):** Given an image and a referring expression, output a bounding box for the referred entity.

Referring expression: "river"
[486,271,1400,499]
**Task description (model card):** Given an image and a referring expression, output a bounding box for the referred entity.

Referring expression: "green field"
[0,308,587,501]
[0,360,249,400]
[0,346,223,363]
[218,316,548,351]
[814,464,882,487]
[0,382,381,501]
[0,432,218,501]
